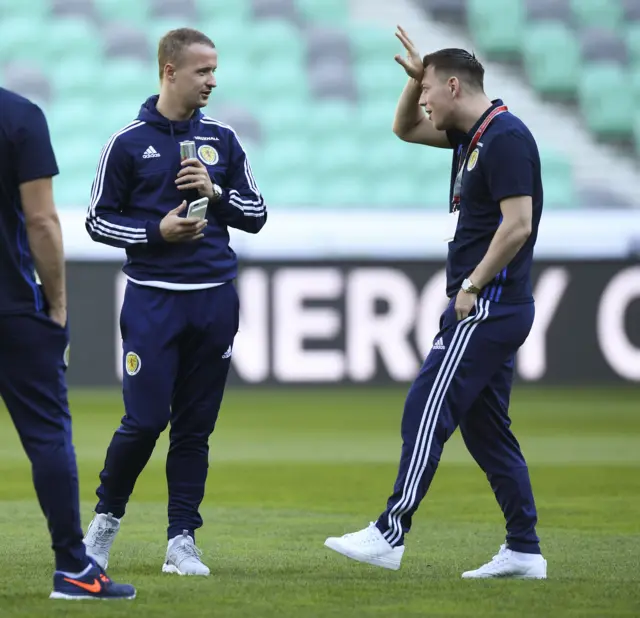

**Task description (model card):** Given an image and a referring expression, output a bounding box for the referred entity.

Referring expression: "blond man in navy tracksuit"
[83,28,267,576]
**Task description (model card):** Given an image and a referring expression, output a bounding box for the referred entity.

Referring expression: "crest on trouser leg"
[125,351,141,376]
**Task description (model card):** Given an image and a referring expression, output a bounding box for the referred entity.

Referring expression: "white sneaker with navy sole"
[324,522,404,571]
[462,544,547,579]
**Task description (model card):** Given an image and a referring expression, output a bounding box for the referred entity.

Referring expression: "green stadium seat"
[258,100,309,140]
[367,137,451,177]
[48,98,99,146]
[360,136,401,178]
[467,0,525,58]
[54,179,91,210]
[364,173,413,207]
[264,174,318,206]
[99,99,148,140]
[543,184,576,209]
[0,18,49,66]
[305,101,358,143]
[98,59,159,106]
[56,162,98,194]
[94,0,149,25]
[540,149,576,208]
[624,24,640,68]
[522,22,581,99]
[214,22,304,100]
[311,136,362,179]
[21,0,601,212]
[354,59,406,103]
[367,135,397,172]
[356,102,396,141]
[201,18,249,61]
[0,0,48,19]
[313,175,367,206]
[44,18,102,61]
[417,147,455,178]
[356,133,452,208]
[148,19,199,49]
[413,175,452,209]
[295,0,349,24]
[412,147,452,207]
[578,63,634,138]
[349,26,400,64]
[195,0,250,23]
[54,137,106,205]
[214,57,255,102]
[570,0,624,30]
[247,21,306,65]
[260,138,313,178]
[253,60,309,103]
[50,59,102,98]
[633,113,640,156]
[631,68,640,100]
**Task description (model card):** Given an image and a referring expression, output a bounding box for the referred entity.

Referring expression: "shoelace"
[482,547,510,570]
[172,540,204,564]
[489,555,510,566]
[91,525,117,552]
[344,523,379,544]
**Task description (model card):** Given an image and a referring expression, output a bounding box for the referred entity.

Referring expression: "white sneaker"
[324,522,404,571]
[82,512,121,570]
[462,544,547,579]
[162,530,210,576]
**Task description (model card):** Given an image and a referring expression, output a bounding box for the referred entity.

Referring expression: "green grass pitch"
[1,386,639,617]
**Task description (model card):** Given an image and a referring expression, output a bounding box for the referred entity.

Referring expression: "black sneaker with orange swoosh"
[49,560,136,600]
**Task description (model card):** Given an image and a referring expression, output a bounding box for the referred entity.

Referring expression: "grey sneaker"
[162,530,210,576]
[82,512,121,570]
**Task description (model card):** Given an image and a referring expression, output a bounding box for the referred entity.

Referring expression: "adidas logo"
[142,146,161,159]
[222,345,232,359]
[433,337,446,350]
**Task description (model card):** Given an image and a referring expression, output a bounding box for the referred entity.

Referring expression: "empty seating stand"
[0,0,586,209]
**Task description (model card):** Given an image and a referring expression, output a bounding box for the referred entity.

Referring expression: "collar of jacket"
[137,94,204,137]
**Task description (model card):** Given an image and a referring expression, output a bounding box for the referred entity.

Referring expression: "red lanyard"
[451,105,508,211]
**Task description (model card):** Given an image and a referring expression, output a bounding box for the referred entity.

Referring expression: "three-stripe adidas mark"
[433,337,445,350]
[142,146,161,159]
[383,299,491,547]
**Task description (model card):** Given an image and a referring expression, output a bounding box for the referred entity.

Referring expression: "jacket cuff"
[214,187,231,207]
[146,221,165,245]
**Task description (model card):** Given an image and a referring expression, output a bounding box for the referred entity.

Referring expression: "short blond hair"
[157,28,215,80]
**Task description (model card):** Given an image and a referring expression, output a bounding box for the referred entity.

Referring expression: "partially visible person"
[0,86,136,600]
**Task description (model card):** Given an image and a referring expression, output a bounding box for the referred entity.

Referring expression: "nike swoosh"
[63,577,102,593]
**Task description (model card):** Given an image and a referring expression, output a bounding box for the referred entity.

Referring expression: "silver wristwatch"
[461,278,481,294]
[212,184,223,201]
